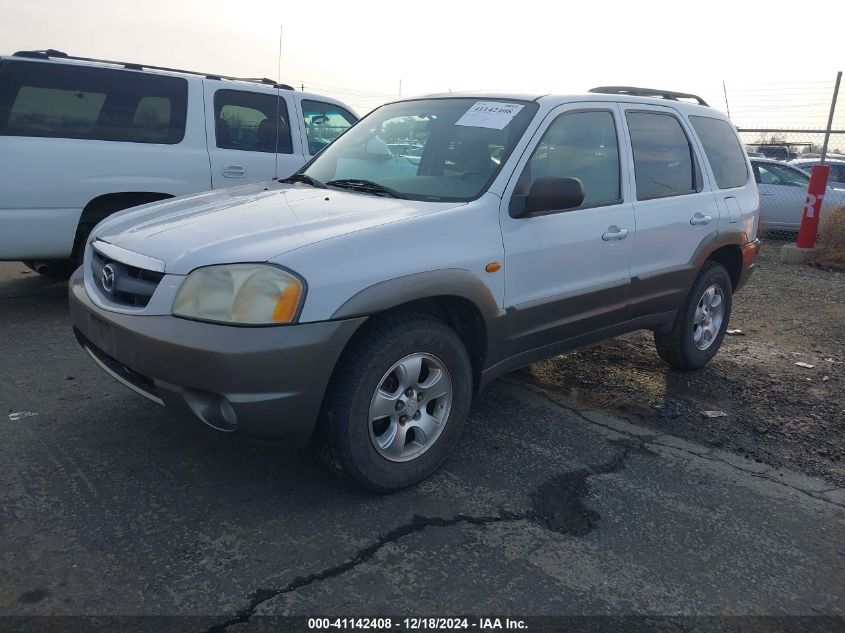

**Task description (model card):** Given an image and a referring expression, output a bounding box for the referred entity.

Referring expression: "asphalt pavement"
[1,262,843,630]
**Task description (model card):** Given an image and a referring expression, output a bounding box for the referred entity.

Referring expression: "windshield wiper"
[281,173,327,188]
[326,179,406,199]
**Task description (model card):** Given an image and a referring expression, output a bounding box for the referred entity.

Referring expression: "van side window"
[689,116,748,189]
[0,60,187,144]
[301,100,356,155]
[626,111,701,200]
[214,90,293,154]
[132,96,173,142]
[519,110,621,207]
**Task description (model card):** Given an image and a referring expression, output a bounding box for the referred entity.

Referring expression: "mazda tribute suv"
[70,87,760,491]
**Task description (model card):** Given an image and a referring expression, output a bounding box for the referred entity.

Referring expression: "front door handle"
[690,213,712,226]
[223,164,246,178]
[602,226,629,241]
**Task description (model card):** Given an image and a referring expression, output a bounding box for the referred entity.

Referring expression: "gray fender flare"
[331,269,506,371]
[331,268,504,323]
[689,228,748,269]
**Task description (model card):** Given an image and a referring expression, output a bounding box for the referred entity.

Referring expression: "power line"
[300,81,395,98]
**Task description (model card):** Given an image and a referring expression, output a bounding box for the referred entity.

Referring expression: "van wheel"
[320,313,473,493]
[654,261,733,370]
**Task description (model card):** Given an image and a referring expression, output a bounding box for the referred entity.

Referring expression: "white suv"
[0,49,357,274]
[69,87,760,491]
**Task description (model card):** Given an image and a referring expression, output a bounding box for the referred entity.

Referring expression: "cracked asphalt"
[1,261,844,628]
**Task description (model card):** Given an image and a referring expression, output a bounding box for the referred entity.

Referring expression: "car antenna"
[274,24,283,181]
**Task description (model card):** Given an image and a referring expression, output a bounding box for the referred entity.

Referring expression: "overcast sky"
[2,0,843,127]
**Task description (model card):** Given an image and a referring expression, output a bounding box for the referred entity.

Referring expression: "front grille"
[91,249,164,307]
[73,329,161,402]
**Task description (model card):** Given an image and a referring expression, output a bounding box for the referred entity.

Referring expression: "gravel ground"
[523,243,845,486]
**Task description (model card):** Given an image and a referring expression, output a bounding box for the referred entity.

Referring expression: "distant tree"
[755,132,787,145]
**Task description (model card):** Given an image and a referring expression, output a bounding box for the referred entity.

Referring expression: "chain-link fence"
[721,77,844,246]
[735,128,845,243]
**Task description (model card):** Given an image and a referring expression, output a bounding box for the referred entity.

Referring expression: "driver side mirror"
[509,177,585,218]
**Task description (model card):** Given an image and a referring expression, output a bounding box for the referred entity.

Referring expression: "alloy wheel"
[693,284,725,351]
[368,353,453,462]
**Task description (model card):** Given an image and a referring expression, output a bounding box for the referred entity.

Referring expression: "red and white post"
[796,70,841,249]
[796,165,830,248]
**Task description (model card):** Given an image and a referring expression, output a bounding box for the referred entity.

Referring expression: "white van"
[0,49,358,274]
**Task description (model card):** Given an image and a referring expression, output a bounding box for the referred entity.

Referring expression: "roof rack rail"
[588,86,708,106]
[10,49,295,91]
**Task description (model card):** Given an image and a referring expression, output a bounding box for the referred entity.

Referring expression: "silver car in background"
[750,158,845,232]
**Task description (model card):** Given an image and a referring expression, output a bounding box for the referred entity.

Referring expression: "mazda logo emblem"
[102,264,116,293]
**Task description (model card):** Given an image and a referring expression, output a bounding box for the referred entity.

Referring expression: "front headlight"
[172,264,304,325]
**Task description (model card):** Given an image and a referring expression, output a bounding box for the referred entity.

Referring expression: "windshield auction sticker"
[455,101,525,130]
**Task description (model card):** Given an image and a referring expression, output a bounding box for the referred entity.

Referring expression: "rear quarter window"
[689,115,749,189]
[0,60,188,144]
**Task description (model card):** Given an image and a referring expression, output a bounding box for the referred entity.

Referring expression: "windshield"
[301,98,538,201]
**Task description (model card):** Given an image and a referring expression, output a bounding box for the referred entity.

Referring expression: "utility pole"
[399,79,402,98]
[820,71,842,164]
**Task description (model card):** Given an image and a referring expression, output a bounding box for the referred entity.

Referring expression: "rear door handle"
[690,213,712,226]
[223,164,246,178]
[602,226,629,241]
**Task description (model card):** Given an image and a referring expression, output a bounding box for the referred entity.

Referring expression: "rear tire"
[23,194,171,280]
[22,260,76,278]
[70,221,97,265]
[654,261,732,370]
[320,312,473,493]
[22,221,93,279]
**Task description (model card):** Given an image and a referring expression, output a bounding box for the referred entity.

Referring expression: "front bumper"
[69,267,366,445]
[736,238,761,292]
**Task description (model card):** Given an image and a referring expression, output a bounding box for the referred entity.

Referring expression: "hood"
[93,182,463,274]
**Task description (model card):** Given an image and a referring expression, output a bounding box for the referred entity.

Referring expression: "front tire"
[654,261,733,370]
[320,313,473,493]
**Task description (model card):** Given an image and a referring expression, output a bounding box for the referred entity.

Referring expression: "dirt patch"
[521,246,845,486]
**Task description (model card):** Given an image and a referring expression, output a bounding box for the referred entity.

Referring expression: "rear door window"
[626,111,702,200]
[0,60,187,143]
[689,115,748,189]
[213,89,293,154]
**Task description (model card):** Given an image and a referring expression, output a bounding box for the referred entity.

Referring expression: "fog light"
[184,389,238,432]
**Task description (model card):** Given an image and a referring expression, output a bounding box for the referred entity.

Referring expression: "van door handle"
[223,165,246,178]
[602,226,629,241]
[690,213,712,226]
